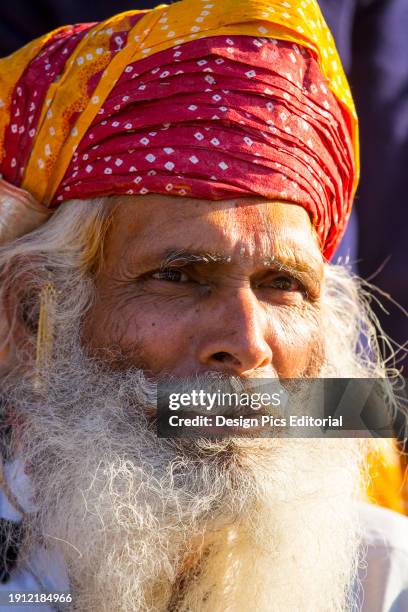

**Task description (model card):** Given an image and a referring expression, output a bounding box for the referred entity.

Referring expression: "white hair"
[0,198,108,366]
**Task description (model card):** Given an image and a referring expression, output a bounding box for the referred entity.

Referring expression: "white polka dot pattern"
[55,36,354,258]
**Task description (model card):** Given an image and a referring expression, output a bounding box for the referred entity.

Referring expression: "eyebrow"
[160,248,232,268]
[158,248,322,292]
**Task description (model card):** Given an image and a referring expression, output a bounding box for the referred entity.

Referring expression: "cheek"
[266,305,324,377]
[131,309,194,369]
[85,296,200,372]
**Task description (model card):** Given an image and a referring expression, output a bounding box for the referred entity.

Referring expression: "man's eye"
[263,275,302,292]
[151,268,190,283]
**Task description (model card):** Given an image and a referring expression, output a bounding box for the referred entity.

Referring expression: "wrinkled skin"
[84,196,325,378]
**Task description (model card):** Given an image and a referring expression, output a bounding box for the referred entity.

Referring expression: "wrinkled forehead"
[105,195,323,268]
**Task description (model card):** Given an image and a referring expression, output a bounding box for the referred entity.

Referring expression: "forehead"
[106,195,322,263]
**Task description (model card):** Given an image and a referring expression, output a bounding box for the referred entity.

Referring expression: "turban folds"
[0,0,359,259]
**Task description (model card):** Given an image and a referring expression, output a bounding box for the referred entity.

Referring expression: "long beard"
[2,336,364,612]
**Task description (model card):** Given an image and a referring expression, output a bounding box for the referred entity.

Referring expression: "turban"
[0,0,359,259]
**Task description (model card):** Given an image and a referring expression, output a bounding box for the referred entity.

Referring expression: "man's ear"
[0,302,11,365]
[0,275,40,368]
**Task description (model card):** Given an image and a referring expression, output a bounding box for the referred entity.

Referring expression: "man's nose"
[197,288,273,376]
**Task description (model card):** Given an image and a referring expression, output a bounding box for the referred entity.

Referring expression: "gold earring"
[34,280,57,390]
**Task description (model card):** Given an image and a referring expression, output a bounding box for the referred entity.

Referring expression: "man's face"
[2,197,361,612]
[85,196,324,378]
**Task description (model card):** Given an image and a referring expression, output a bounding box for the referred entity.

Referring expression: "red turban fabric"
[0,1,358,259]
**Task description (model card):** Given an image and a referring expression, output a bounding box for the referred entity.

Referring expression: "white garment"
[1,461,408,611]
[355,503,408,612]
[0,460,69,611]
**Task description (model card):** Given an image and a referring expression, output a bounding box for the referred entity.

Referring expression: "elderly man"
[0,0,407,611]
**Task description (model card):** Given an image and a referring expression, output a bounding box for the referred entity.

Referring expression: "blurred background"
[0,0,407,514]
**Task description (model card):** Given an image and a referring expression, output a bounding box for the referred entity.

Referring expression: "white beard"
[2,344,364,612]
[165,439,362,612]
